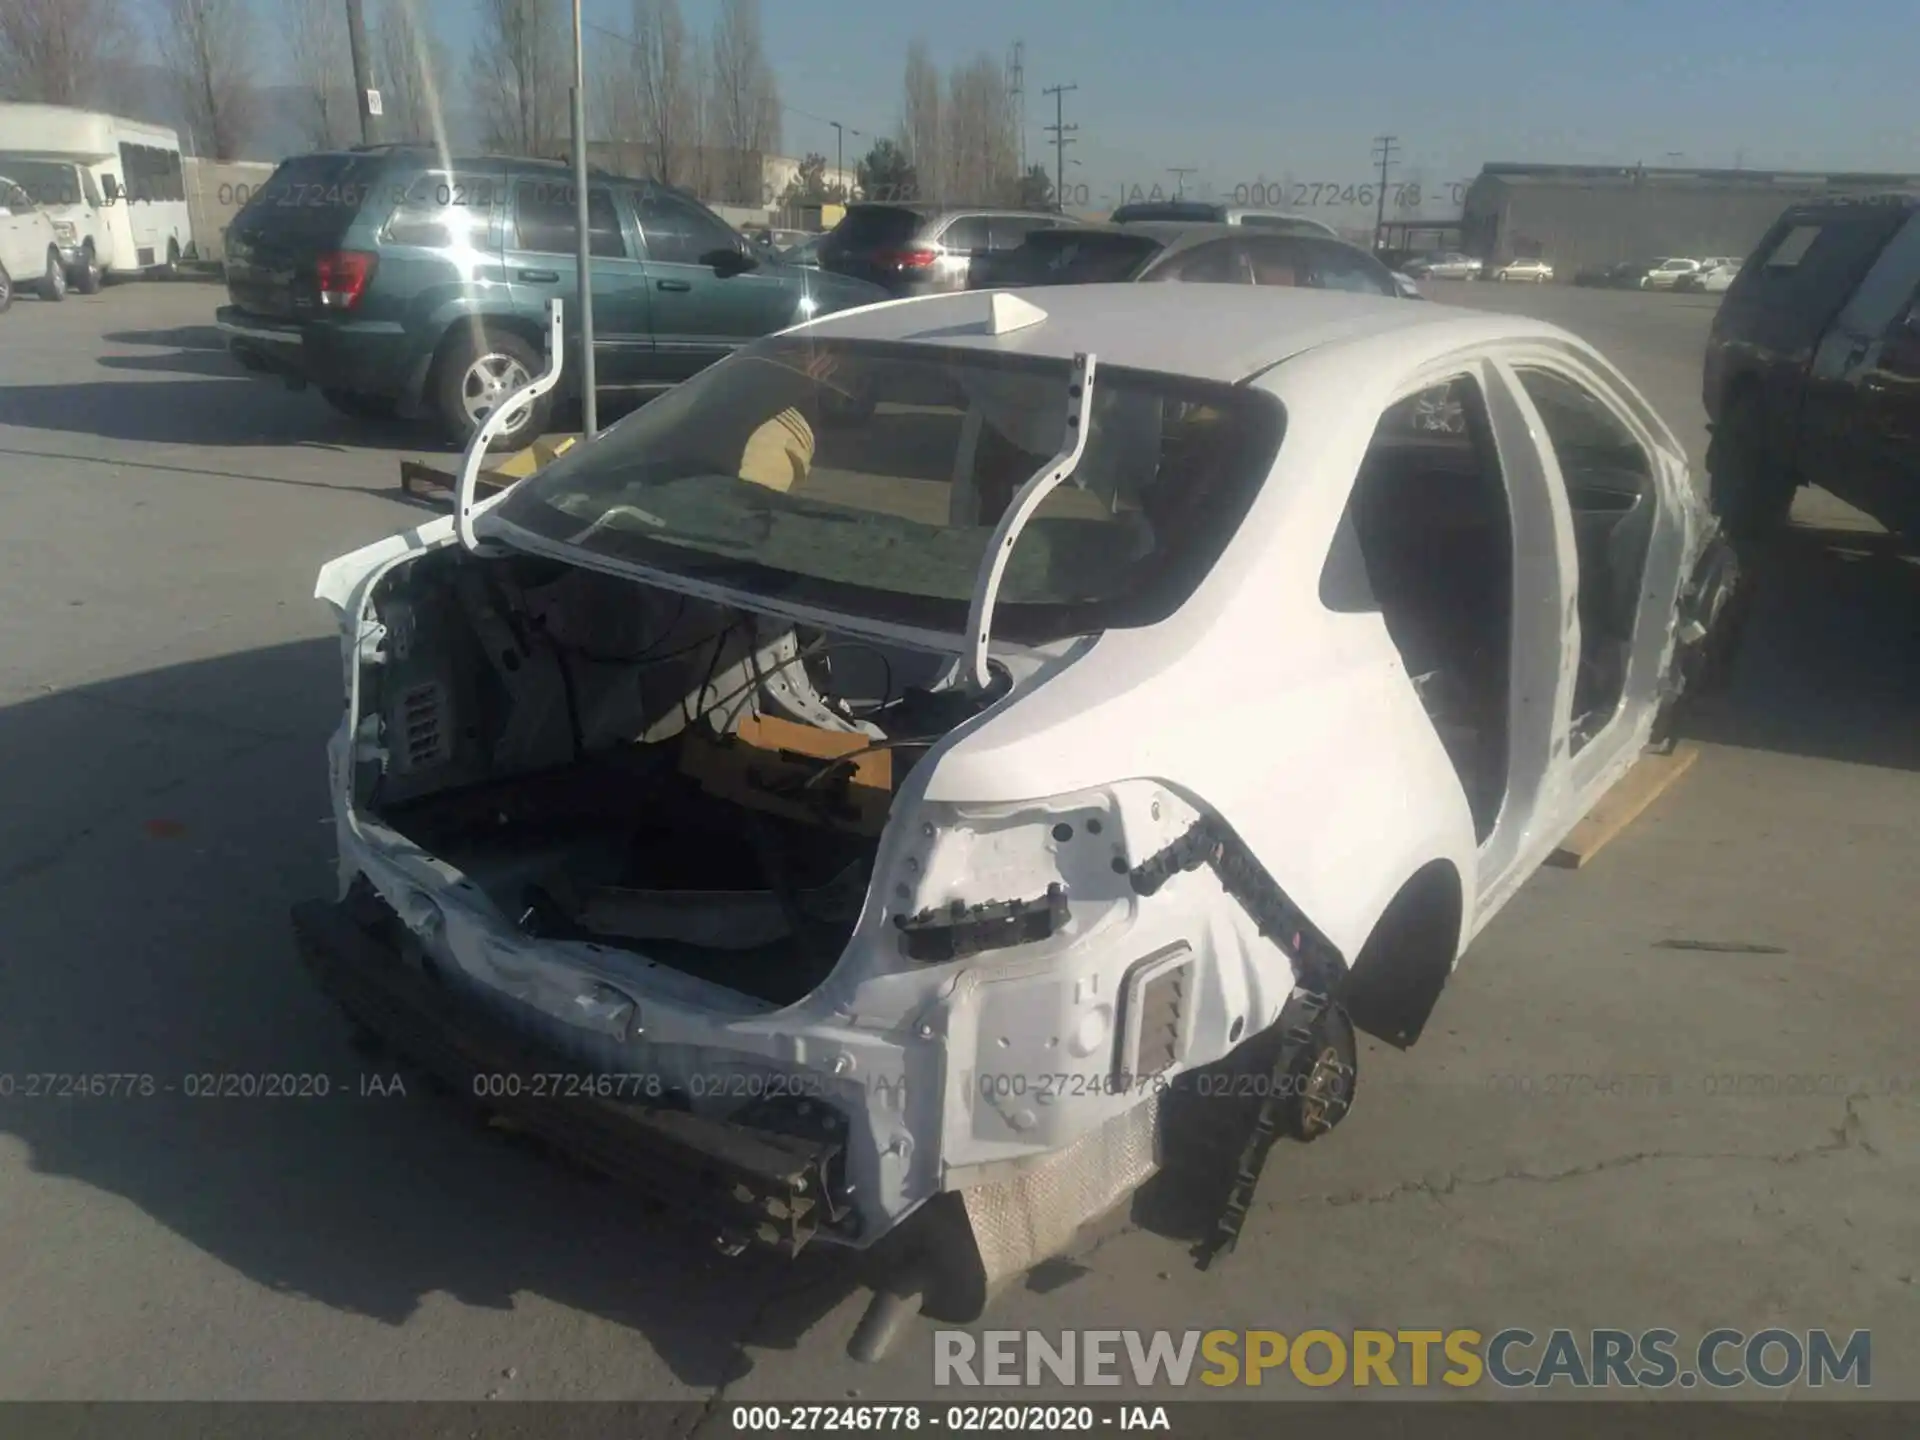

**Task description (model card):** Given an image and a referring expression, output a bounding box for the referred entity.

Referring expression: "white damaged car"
[297,285,1742,1355]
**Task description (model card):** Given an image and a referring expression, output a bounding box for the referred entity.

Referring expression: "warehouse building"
[1461,162,1920,277]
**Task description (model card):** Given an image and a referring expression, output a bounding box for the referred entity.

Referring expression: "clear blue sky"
[703,0,1916,214]
[180,0,1913,215]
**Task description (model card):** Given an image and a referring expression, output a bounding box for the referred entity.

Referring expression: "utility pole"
[570,0,595,434]
[1370,134,1398,253]
[830,122,857,195]
[1043,83,1078,212]
[1168,166,1196,199]
[344,0,381,145]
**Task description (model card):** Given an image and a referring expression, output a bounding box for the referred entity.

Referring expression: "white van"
[0,102,195,285]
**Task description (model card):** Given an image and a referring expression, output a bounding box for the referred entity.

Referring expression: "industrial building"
[1459,162,1920,276]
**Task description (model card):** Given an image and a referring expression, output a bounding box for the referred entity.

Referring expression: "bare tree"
[283,0,350,149]
[707,0,778,205]
[900,39,940,203]
[0,0,133,105]
[470,0,564,158]
[626,0,695,187]
[157,0,256,160]
[375,0,448,144]
[944,52,1016,205]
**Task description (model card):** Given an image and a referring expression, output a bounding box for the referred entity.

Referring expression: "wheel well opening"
[1340,860,1462,1050]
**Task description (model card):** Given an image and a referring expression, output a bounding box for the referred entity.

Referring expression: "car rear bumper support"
[289,895,840,1255]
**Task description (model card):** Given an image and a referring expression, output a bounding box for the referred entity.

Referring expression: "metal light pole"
[571,0,597,435]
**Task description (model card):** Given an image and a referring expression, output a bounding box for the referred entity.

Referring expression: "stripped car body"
[296,283,1735,1351]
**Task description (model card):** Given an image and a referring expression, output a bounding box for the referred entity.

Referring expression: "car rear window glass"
[232,152,390,245]
[828,206,923,251]
[1112,201,1220,223]
[491,335,1284,644]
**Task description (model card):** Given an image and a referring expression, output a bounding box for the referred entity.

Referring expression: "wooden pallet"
[1546,742,1701,870]
[399,433,580,505]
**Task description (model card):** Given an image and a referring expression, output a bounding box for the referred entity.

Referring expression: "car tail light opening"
[317,250,378,310]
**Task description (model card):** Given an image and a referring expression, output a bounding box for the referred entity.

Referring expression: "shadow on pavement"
[0,639,857,1390]
[0,378,418,451]
[103,325,229,350]
[1680,525,1920,771]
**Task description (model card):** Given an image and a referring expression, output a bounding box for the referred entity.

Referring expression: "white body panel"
[309,286,1718,1249]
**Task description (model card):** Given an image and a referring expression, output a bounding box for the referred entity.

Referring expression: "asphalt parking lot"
[1,279,1915,1404]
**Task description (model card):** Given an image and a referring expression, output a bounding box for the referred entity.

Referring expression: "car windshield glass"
[1000,231,1163,284]
[0,158,80,205]
[490,335,1282,643]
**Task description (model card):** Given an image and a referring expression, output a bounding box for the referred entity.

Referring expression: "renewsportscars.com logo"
[933,1328,1872,1390]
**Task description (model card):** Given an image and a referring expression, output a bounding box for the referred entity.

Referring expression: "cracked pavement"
[1,284,1914,1403]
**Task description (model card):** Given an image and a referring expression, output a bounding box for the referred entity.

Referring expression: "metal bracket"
[952,351,1098,692]
[456,299,566,555]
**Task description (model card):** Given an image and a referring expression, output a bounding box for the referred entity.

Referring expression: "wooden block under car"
[679,713,894,835]
[1546,742,1701,869]
[398,433,580,504]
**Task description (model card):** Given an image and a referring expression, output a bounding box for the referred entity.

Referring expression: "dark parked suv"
[217,147,887,447]
[815,203,1065,297]
[1705,193,1920,540]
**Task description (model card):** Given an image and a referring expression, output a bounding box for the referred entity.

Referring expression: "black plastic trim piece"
[893,883,1069,963]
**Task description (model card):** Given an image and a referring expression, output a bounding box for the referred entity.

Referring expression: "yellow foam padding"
[738,408,817,492]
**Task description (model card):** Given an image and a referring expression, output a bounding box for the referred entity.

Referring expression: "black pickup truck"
[1704,194,1920,540]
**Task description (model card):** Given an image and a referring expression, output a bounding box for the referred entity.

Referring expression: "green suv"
[217,148,888,447]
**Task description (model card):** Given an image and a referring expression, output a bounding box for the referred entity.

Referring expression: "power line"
[1043,83,1078,211]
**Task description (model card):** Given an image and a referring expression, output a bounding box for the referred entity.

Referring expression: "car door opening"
[1328,375,1514,841]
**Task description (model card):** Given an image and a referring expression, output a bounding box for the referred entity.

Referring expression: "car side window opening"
[988,216,1050,251]
[939,215,991,253]
[1513,366,1655,753]
[1835,215,1920,338]
[636,188,738,266]
[515,181,626,259]
[1161,241,1248,284]
[386,172,499,250]
[1325,373,1514,841]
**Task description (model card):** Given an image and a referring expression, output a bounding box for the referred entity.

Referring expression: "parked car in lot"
[216,148,885,449]
[0,156,108,291]
[815,203,1065,297]
[298,285,1741,1345]
[969,221,1408,299]
[0,172,67,308]
[1705,193,1920,540]
[1695,262,1741,294]
[1574,260,1659,289]
[1402,252,1483,280]
[1492,257,1554,283]
[1674,261,1740,294]
[1640,257,1703,290]
[1107,200,1341,238]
